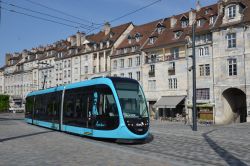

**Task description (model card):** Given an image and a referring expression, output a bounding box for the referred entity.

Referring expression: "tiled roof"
[142,4,218,50]
[116,20,161,50]
[86,22,132,46]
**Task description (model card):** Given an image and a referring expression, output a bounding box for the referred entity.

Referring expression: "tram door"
[83,92,94,136]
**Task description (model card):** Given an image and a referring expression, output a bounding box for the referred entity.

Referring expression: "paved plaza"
[0,113,250,166]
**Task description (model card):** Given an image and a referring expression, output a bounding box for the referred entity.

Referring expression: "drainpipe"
[243,25,247,121]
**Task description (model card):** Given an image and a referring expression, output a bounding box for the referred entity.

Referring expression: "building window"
[149,65,155,77]
[199,64,210,76]
[199,48,204,56]
[209,16,216,25]
[128,58,132,67]
[171,47,179,59]
[227,33,236,48]
[113,60,117,69]
[148,80,156,90]
[64,70,67,78]
[64,60,67,68]
[68,60,71,67]
[168,78,177,89]
[199,47,209,56]
[228,58,237,76]
[68,70,70,77]
[75,57,78,64]
[120,73,124,77]
[197,88,210,100]
[120,59,124,68]
[128,72,132,79]
[181,20,188,28]
[174,31,182,39]
[135,33,141,42]
[228,5,236,19]
[197,20,201,27]
[204,47,209,56]
[136,71,140,81]
[84,66,88,74]
[136,56,140,66]
[149,37,155,44]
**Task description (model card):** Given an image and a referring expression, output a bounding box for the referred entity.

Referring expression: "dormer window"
[197,19,205,27]
[135,33,141,42]
[197,20,201,27]
[209,16,216,25]
[106,41,110,47]
[174,31,182,39]
[149,37,155,44]
[156,23,165,34]
[180,16,189,28]
[46,52,49,56]
[94,44,97,50]
[127,35,132,44]
[228,5,236,19]
[205,9,209,15]
[100,42,103,49]
[109,32,114,38]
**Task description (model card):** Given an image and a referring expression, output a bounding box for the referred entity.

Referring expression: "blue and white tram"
[25,77,149,140]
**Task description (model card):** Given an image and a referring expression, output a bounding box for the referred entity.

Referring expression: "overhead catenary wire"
[109,0,161,23]
[0,6,79,29]
[0,0,95,30]
[24,0,101,26]
[86,0,162,34]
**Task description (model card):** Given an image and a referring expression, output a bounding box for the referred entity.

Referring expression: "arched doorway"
[222,88,247,123]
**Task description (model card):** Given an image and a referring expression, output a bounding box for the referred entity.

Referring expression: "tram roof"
[26,77,138,97]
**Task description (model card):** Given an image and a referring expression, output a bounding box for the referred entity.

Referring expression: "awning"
[153,96,186,109]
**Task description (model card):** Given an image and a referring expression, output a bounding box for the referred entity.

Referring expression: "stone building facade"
[0,0,249,124]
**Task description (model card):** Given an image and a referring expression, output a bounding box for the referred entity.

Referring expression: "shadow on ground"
[203,130,247,166]
[0,131,54,143]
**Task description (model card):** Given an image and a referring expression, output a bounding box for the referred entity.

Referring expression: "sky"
[0,0,218,67]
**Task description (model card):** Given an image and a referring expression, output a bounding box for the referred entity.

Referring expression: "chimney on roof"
[103,22,111,35]
[5,54,11,66]
[76,31,86,46]
[67,35,76,46]
[196,0,201,11]
[189,9,196,25]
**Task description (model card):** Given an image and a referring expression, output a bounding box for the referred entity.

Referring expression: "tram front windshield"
[115,82,148,118]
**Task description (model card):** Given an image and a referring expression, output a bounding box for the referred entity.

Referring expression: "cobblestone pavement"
[0,113,250,166]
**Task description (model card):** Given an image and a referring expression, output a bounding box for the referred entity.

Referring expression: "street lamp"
[37,62,51,90]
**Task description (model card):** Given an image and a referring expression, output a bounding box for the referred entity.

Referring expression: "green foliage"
[0,95,10,112]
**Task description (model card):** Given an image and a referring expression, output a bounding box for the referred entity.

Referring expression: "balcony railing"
[148,70,155,77]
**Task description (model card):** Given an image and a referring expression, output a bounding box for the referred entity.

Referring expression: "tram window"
[92,85,119,130]
[46,92,61,123]
[25,96,34,119]
[63,87,92,127]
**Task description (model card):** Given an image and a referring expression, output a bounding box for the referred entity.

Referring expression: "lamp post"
[37,62,51,90]
[192,22,197,131]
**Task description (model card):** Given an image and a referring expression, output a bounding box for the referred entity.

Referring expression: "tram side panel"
[61,84,120,137]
